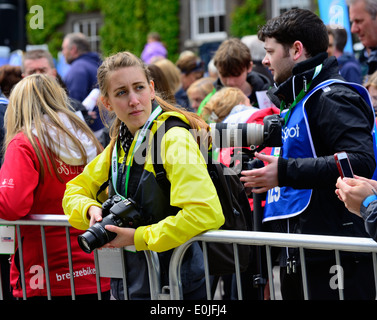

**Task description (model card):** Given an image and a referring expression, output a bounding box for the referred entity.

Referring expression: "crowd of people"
[1,0,377,301]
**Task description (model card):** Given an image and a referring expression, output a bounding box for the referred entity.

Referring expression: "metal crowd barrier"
[168,230,377,300]
[0,214,161,300]
[2,215,377,300]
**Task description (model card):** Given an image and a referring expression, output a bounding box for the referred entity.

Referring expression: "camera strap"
[111,105,163,199]
[280,64,322,126]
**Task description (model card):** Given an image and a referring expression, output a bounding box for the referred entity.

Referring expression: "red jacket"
[0,132,110,298]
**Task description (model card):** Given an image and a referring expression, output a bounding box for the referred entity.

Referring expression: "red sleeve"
[0,136,39,220]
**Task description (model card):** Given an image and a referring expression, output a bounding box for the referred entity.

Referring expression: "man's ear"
[291,40,306,62]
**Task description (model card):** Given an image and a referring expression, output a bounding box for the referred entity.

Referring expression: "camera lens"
[77,222,116,253]
[78,235,93,253]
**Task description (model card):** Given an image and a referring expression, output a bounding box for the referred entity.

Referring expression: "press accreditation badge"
[0,225,15,254]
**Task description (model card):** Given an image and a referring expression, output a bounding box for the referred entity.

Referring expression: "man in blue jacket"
[62,32,104,136]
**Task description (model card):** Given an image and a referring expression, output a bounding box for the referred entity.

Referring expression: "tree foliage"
[25,0,264,60]
[25,0,179,60]
[230,0,265,37]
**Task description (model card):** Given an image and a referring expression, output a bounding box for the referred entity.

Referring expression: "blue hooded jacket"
[64,52,104,132]
[337,52,363,84]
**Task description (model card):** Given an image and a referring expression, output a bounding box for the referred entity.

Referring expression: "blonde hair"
[97,51,211,150]
[187,77,215,99]
[366,70,377,90]
[153,58,181,93]
[5,74,103,181]
[202,87,248,123]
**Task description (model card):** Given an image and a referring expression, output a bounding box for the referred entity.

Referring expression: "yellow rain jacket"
[63,111,224,252]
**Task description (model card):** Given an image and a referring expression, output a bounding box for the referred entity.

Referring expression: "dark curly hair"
[258,9,329,58]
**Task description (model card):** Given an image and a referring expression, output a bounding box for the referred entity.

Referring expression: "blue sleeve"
[361,201,377,241]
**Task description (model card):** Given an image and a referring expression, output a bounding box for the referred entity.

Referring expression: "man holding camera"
[241,9,376,299]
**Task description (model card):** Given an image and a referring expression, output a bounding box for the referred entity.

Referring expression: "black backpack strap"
[152,117,191,191]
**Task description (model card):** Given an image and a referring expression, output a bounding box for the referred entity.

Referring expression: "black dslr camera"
[78,195,141,253]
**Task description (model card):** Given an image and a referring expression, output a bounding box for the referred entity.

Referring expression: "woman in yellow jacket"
[62,51,224,299]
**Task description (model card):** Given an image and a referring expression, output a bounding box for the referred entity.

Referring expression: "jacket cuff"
[134,226,149,251]
[360,195,377,220]
[277,157,288,186]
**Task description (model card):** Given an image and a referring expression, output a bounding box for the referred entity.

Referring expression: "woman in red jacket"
[0,74,109,299]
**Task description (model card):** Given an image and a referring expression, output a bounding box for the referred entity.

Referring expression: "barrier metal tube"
[0,215,163,301]
[0,216,72,300]
[65,226,76,300]
[16,225,27,300]
[3,217,377,301]
[168,230,377,300]
[144,250,162,300]
[40,226,51,300]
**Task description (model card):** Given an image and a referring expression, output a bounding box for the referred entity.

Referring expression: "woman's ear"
[100,96,112,111]
[149,80,156,100]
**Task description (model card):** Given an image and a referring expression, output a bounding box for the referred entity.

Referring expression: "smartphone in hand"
[334,152,354,179]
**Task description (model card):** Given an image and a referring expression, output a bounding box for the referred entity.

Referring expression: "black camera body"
[78,195,141,253]
[262,114,284,148]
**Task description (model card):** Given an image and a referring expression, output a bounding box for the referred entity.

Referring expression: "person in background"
[62,51,224,300]
[207,58,218,79]
[198,37,272,116]
[175,53,205,111]
[242,34,274,83]
[336,175,377,241]
[187,77,216,113]
[22,49,93,127]
[329,25,363,84]
[0,74,108,299]
[62,32,104,137]
[141,32,167,64]
[242,8,376,300]
[153,58,182,105]
[147,64,176,105]
[348,0,377,78]
[327,25,335,57]
[0,64,21,300]
[0,65,22,164]
[201,87,253,123]
[364,69,377,119]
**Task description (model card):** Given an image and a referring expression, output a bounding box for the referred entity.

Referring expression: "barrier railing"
[0,214,73,300]
[168,230,377,300]
[0,214,161,300]
[2,215,377,300]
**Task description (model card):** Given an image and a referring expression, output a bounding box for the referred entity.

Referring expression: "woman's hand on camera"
[87,205,103,227]
[103,225,135,248]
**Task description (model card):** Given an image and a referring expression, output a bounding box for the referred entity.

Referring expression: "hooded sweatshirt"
[337,52,362,84]
[0,114,109,298]
[63,52,103,132]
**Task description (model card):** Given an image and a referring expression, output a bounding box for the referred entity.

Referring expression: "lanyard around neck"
[280,64,322,126]
[111,105,162,198]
